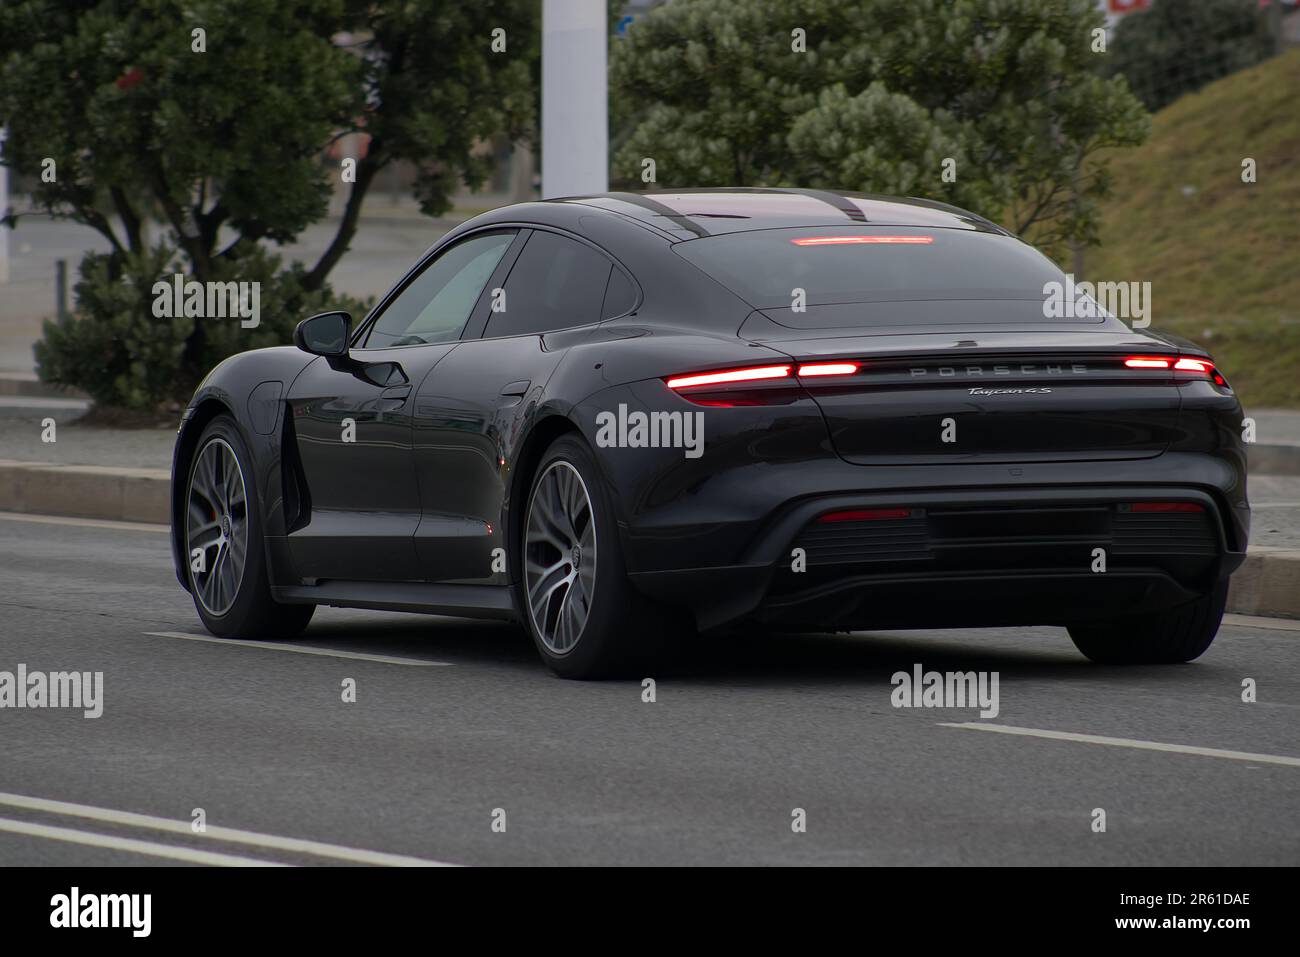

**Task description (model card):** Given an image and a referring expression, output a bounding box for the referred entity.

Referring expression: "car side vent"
[281,408,311,533]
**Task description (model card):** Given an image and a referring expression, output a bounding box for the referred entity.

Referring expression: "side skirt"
[271,581,518,622]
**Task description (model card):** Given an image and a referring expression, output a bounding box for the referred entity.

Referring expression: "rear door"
[412,228,628,583]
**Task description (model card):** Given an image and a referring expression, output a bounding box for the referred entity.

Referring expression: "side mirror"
[294,311,351,357]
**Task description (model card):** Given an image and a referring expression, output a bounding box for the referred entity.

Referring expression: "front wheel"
[1067,579,1229,664]
[519,436,686,678]
[184,415,314,639]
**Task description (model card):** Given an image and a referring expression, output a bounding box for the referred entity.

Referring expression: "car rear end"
[615,221,1248,650]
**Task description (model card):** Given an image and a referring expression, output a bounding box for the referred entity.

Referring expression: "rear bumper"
[626,478,1248,631]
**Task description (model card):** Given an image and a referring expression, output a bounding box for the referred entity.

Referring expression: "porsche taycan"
[171,189,1249,677]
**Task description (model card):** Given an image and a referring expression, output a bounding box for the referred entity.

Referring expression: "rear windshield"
[673,225,1065,308]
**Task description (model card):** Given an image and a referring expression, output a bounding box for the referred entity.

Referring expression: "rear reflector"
[791,235,933,246]
[665,365,791,390]
[797,362,859,377]
[817,508,913,523]
[1128,502,1205,513]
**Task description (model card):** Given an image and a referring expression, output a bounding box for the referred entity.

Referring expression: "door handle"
[500,380,531,397]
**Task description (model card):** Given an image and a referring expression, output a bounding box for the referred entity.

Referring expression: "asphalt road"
[0,512,1297,866]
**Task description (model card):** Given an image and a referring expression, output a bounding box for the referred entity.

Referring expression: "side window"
[485,231,611,338]
[365,231,515,348]
[601,266,636,319]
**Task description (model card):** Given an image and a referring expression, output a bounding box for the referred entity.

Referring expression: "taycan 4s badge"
[969,387,1053,395]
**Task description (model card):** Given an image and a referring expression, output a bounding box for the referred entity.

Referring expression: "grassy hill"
[1087,46,1300,407]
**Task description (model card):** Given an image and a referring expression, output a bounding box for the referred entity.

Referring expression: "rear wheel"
[1067,579,1228,664]
[519,436,686,678]
[185,415,314,639]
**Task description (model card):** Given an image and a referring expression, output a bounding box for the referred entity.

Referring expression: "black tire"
[184,414,314,639]
[1067,579,1229,664]
[518,435,688,678]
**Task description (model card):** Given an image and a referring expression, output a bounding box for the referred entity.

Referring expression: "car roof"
[543,188,1009,240]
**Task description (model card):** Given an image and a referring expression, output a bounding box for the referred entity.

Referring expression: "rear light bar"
[1123,355,1227,386]
[791,235,933,246]
[817,508,913,523]
[665,362,859,392]
[664,365,790,390]
[797,362,859,377]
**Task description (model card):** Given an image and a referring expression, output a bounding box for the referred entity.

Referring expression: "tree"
[0,0,537,409]
[1100,0,1274,112]
[610,0,1149,256]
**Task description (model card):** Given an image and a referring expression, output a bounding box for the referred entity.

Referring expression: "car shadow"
[289,609,1207,688]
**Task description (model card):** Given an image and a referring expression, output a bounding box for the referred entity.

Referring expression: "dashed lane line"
[940,722,1300,767]
[142,630,451,667]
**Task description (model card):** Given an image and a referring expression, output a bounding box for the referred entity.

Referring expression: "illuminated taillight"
[797,362,859,377]
[665,365,791,390]
[1129,502,1205,513]
[817,508,913,523]
[791,235,933,246]
[1123,354,1222,382]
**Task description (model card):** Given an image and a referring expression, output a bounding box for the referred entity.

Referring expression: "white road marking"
[142,631,451,667]
[940,722,1300,767]
[0,816,284,867]
[0,792,458,867]
[0,510,167,533]
[1223,613,1300,633]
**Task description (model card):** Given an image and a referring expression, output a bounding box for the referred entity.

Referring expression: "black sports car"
[171,189,1249,678]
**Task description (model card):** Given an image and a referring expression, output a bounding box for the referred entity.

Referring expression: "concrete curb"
[0,375,87,400]
[0,458,1296,621]
[1248,442,1300,475]
[1226,547,1300,621]
[0,460,169,525]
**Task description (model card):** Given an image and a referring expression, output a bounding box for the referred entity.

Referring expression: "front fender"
[171,347,317,590]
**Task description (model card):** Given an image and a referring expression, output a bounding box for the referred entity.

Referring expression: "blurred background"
[0,0,1297,425]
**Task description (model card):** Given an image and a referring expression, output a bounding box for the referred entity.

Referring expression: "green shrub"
[35,244,372,411]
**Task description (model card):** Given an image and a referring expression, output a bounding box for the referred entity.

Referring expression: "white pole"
[541,0,608,199]
[0,127,9,284]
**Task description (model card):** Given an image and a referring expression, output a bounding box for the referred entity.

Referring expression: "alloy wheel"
[524,460,597,654]
[186,437,249,616]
